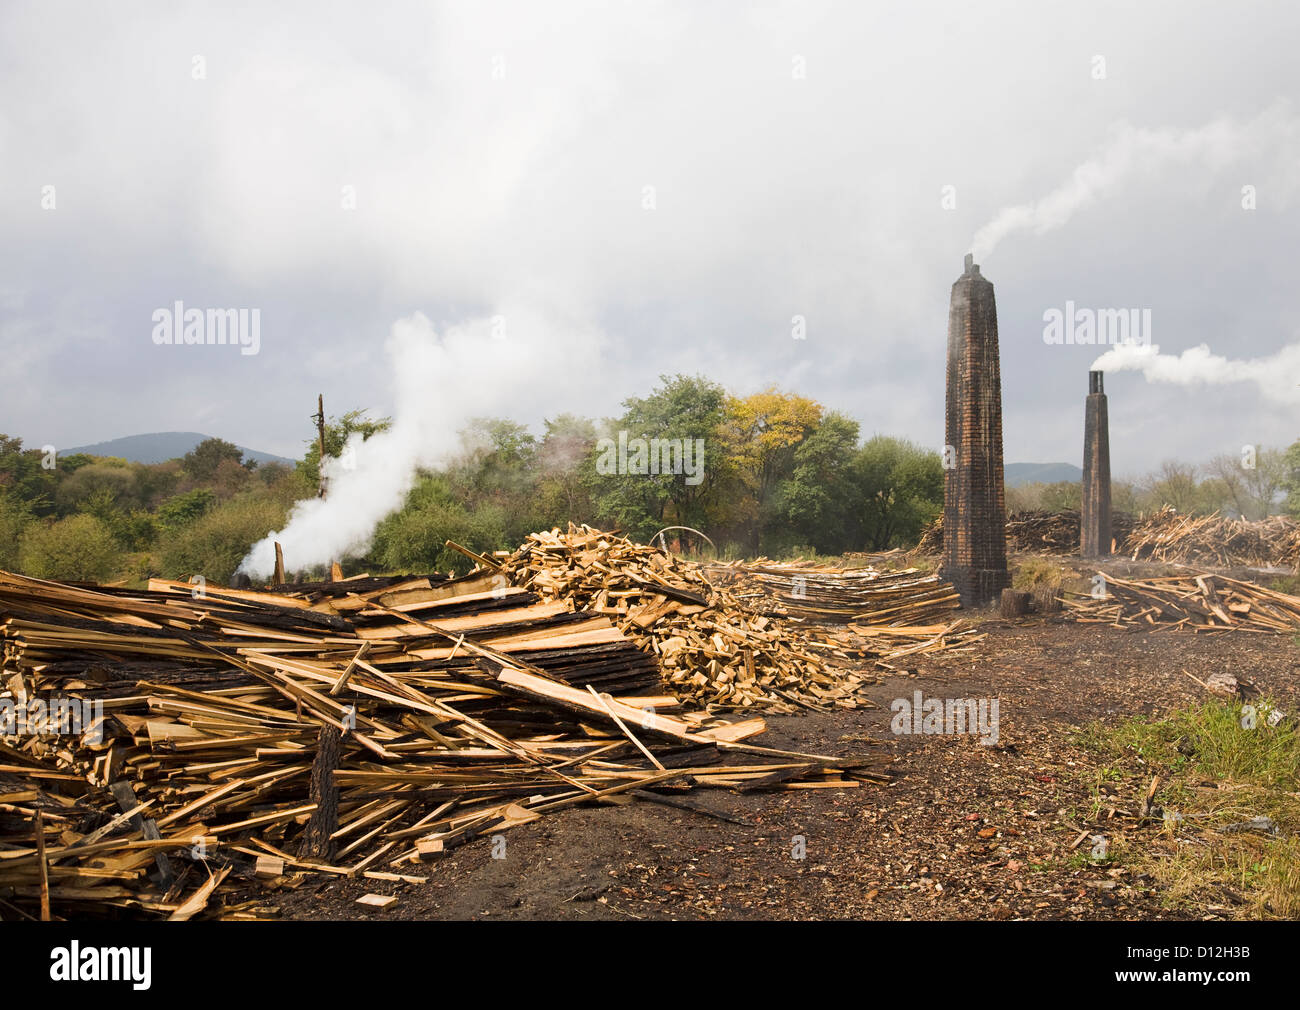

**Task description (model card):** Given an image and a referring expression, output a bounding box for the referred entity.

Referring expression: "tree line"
[372,376,943,573]
[1008,449,1292,521]
[3,374,1298,585]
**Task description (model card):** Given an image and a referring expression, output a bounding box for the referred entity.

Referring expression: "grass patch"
[1011,557,1065,591]
[1268,574,1300,597]
[1075,700,1300,919]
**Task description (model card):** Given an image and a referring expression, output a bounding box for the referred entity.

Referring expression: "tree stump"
[1031,584,1062,614]
[1000,589,1031,619]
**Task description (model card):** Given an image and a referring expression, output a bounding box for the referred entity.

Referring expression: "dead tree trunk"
[300,725,342,861]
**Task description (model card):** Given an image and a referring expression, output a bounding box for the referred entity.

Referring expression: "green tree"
[854,437,943,550]
[1111,479,1140,515]
[1141,460,1201,513]
[182,438,246,482]
[591,375,727,540]
[0,493,33,569]
[372,473,511,573]
[715,389,823,553]
[1282,439,1300,518]
[1205,449,1284,519]
[299,409,392,491]
[777,411,862,554]
[157,489,218,530]
[453,418,538,498]
[536,414,598,524]
[1039,481,1082,512]
[54,460,149,516]
[0,435,65,517]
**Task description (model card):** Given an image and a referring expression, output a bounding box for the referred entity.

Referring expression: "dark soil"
[276,619,1300,921]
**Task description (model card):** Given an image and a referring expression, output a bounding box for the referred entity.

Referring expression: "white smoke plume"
[1090,340,1300,405]
[240,306,602,578]
[971,104,1300,261]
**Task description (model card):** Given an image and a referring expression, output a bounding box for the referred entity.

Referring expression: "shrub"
[1013,557,1065,590]
[53,460,141,515]
[157,489,217,531]
[159,493,288,584]
[373,500,509,574]
[18,514,122,582]
[0,496,32,569]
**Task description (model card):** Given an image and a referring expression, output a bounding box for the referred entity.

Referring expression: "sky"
[2,0,1298,484]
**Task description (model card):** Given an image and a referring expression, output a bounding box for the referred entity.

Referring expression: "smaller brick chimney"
[1081,370,1112,558]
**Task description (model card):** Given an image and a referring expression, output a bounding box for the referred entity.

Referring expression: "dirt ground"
[279,618,1300,921]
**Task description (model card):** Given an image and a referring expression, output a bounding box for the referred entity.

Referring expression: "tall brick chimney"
[1080,370,1112,558]
[940,254,1010,607]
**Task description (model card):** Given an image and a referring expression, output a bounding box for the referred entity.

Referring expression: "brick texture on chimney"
[939,256,1010,607]
[1081,370,1112,558]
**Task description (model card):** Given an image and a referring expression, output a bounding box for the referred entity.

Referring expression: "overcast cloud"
[2,0,1298,482]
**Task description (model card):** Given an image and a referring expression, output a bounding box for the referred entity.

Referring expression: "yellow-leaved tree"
[714,388,823,554]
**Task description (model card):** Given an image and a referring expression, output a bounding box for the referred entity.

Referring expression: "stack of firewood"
[705,561,961,625]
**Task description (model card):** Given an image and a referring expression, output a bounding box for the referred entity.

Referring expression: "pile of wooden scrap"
[1063,572,1300,632]
[919,507,1299,571]
[915,510,1136,556]
[1123,507,1300,570]
[494,527,872,711]
[913,517,943,555]
[494,526,983,712]
[0,568,884,921]
[1001,510,1137,554]
[705,560,961,626]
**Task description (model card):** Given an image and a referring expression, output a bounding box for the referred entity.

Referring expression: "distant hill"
[1005,462,1082,487]
[61,432,296,468]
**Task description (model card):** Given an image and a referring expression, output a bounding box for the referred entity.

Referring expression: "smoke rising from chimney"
[239,306,602,578]
[971,104,1300,261]
[1090,340,1300,404]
